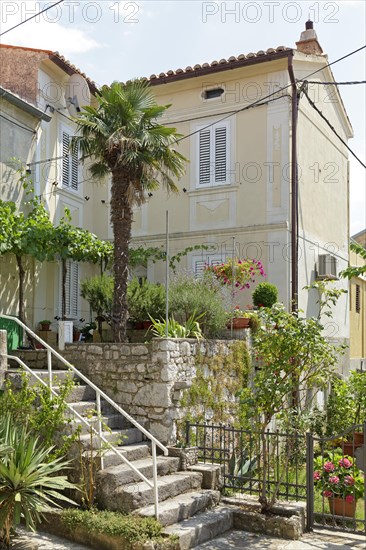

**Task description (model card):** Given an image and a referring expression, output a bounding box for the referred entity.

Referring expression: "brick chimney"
[296,20,323,55]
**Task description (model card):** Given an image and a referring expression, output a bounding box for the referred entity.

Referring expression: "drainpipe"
[288,53,299,312]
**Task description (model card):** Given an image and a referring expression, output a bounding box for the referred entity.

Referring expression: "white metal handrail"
[0,314,169,520]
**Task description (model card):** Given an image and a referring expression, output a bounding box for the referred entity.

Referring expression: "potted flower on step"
[314,451,364,517]
[39,319,51,331]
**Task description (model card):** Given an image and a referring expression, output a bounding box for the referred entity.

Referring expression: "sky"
[1,0,365,234]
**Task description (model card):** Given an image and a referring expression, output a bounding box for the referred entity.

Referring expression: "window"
[62,130,78,190]
[356,284,361,313]
[60,261,79,318]
[193,254,226,278]
[203,88,224,100]
[197,121,230,187]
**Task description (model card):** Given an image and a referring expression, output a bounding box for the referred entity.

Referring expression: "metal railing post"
[96,392,104,470]
[152,442,159,520]
[306,432,314,532]
[47,348,53,391]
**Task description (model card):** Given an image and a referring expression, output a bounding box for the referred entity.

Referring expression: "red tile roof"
[148,46,293,85]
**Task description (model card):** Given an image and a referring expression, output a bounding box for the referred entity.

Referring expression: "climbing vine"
[178,341,251,441]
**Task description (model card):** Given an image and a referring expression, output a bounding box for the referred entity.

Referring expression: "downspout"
[288,53,299,312]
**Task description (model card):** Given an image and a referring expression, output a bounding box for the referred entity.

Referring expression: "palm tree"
[75,80,186,342]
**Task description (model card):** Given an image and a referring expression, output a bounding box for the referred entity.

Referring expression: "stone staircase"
[6,363,234,549]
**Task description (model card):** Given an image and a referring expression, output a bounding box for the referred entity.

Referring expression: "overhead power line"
[0,113,36,134]
[297,80,366,85]
[0,0,65,37]
[303,89,366,169]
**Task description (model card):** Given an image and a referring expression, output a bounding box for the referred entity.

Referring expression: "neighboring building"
[0,85,51,322]
[129,22,352,365]
[0,45,106,329]
[349,231,366,370]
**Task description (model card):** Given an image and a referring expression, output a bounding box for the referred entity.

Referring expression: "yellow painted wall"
[350,248,366,359]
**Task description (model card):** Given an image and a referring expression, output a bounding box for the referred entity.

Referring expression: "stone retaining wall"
[59,337,249,445]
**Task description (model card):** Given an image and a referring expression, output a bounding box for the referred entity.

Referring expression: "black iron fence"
[186,421,366,534]
[186,421,307,501]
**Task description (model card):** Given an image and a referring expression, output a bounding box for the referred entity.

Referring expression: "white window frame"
[196,120,231,188]
[192,253,227,279]
[59,260,79,319]
[60,124,79,192]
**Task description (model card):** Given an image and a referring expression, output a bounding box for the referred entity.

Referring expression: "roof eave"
[149,49,294,86]
[0,86,51,122]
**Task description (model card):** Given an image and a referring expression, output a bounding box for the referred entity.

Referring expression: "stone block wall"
[60,338,249,445]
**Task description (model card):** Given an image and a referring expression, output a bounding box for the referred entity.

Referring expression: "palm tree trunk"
[111,172,132,342]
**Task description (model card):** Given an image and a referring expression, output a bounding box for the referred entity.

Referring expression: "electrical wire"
[164,94,290,126]
[0,113,36,134]
[0,0,65,37]
[303,89,366,169]
[173,44,366,144]
[297,80,366,85]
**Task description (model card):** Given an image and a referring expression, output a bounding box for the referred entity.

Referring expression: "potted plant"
[349,370,366,444]
[252,282,278,308]
[39,319,51,331]
[204,257,265,291]
[313,452,364,517]
[226,308,251,329]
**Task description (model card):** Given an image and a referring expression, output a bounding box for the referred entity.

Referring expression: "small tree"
[240,300,345,513]
[51,214,113,320]
[0,196,54,326]
[80,275,114,339]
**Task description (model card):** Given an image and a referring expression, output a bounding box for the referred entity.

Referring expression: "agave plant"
[0,414,77,547]
[148,311,204,340]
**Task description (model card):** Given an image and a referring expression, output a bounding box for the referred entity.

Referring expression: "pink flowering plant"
[313,451,364,502]
[204,258,265,290]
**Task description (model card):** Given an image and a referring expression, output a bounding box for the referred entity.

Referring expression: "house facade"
[129,22,352,366]
[0,45,107,330]
[349,230,366,369]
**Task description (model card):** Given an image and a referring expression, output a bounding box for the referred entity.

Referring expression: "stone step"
[163,506,233,549]
[6,368,76,387]
[65,413,127,435]
[56,384,96,402]
[136,490,221,527]
[78,427,143,450]
[104,471,203,513]
[96,456,180,497]
[66,400,98,416]
[84,442,150,469]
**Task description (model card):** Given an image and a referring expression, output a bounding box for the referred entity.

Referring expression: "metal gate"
[306,424,366,534]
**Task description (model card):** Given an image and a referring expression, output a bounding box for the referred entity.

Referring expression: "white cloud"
[1,1,100,55]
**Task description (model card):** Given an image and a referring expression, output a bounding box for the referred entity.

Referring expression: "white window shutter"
[71,141,78,190]
[199,129,211,185]
[62,132,70,187]
[214,126,227,183]
[60,261,79,318]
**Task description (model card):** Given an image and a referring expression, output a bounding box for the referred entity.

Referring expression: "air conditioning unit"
[317,254,338,279]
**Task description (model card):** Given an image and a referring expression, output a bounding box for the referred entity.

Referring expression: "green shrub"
[0,414,76,547]
[61,509,176,547]
[127,278,165,323]
[252,282,278,308]
[169,273,227,337]
[80,275,113,339]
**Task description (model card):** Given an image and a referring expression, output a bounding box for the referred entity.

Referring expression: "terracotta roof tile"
[148,46,293,85]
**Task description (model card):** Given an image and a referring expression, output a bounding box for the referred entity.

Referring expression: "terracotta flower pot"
[328,496,357,517]
[227,317,250,329]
